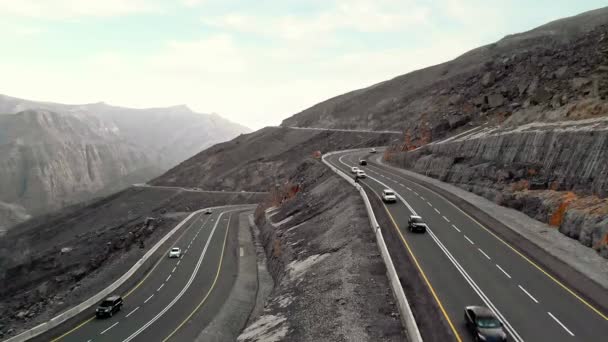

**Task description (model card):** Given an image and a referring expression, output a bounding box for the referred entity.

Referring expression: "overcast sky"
[0,0,605,129]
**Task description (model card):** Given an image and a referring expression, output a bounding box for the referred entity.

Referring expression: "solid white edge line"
[496,264,512,279]
[337,155,523,342]
[478,248,491,260]
[125,306,140,318]
[518,285,539,303]
[144,294,154,303]
[464,235,475,245]
[100,322,118,335]
[452,224,462,232]
[548,312,575,336]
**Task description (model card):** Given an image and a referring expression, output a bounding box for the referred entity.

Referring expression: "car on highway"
[464,306,507,341]
[204,208,213,215]
[351,166,360,174]
[168,247,181,258]
[370,148,377,153]
[408,215,427,233]
[356,170,367,178]
[382,189,397,203]
[359,159,367,165]
[96,295,123,318]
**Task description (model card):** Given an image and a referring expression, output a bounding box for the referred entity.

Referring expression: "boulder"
[487,94,505,108]
[481,72,495,87]
[448,94,463,105]
[571,77,591,90]
[554,66,568,78]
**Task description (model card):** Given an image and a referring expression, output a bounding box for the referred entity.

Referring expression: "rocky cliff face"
[282,7,608,142]
[0,95,250,232]
[0,110,158,229]
[386,118,608,258]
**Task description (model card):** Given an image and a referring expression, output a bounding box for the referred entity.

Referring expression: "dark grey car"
[464,306,507,341]
[96,295,123,318]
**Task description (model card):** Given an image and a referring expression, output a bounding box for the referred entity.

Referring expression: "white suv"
[356,170,366,178]
[382,189,397,203]
[168,247,181,258]
[351,167,360,174]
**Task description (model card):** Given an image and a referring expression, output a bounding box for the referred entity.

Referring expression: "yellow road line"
[362,183,462,342]
[162,213,233,341]
[370,164,608,321]
[50,213,206,341]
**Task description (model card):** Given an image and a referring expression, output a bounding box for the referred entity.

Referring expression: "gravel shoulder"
[237,159,405,342]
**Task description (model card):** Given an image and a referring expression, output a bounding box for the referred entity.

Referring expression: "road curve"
[327,150,608,342]
[43,206,253,342]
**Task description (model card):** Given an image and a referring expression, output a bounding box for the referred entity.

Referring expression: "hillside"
[0,95,250,232]
[282,7,608,142]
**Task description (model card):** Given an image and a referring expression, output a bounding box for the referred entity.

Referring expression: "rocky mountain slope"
[282,7,608,139]
[0,95,249,232]
[152,126,399,191]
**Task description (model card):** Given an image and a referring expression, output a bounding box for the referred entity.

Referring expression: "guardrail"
[322,150,423,342]
[4,204,255,342]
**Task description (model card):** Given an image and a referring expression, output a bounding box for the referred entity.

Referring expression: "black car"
[464,306,507,341]
[359,159,367,165]
[408,215,427,233]
[96,295,123,318]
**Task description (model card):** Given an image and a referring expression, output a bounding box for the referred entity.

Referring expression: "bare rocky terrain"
[0,187,265,339]
[152,126,400,191]
[238,159,405,342]
[0,95,249,232]
[279,7,608,260]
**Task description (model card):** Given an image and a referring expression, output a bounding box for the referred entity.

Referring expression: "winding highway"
[41,205,253,342]
[326,150,608,342]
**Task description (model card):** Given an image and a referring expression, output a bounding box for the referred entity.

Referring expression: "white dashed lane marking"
[157,284,164,292]
[464,235,475,245]
[100,322,118,335]
[406,187,412,191]
[166,274,172,282]
[518,285,539,303]
[452,224,461,232]
[442,216,450,223]
[126,306,140,318]
[177,260,181,265]
[240,247,244,257]
[496,264,512,279]
[427,201,433,207]
[478,248,491,260]
[172,266,176,273]
[434,208,441,214]
[144,294,154,303]
[548,312,575,336]
[420,196,425,200]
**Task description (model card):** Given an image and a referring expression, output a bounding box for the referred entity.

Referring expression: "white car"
[351,166,360,174]
[370,148,377,153]
[382,189,397,203]
[356,170,366,178]
[168,247,181,258]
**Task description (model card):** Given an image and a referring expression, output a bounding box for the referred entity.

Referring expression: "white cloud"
[0,0,162,19]
[203,0,430,40]
[181,0,203,7]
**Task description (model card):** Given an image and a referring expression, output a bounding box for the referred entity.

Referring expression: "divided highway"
[44,205,253,342]
[326,150,608,341]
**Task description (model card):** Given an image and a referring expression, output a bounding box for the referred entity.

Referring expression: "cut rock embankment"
[386,118,608,259]
[238,159,405,342]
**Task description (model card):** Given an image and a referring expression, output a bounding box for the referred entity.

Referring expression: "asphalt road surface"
[327,150,608,342]
[50,206,251,342]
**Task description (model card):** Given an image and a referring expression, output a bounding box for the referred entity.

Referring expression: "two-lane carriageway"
[50,205,253,342]
[327,150,608,341]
